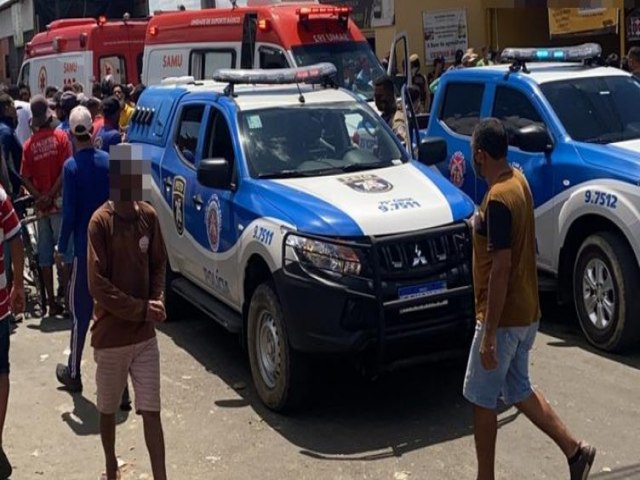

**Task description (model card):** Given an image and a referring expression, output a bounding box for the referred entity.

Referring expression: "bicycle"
[12,195,47,316]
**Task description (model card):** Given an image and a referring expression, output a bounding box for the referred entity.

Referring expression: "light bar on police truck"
[501,43,602,63]
[213,63,337,85]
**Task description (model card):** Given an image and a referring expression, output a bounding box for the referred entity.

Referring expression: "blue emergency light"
[501,43,602,63]
[213,63,337,86]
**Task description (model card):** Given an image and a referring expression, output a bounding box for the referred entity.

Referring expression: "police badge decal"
[205,194,222,253]
[172,176,186,236]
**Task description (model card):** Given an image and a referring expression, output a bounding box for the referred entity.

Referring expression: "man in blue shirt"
[56,105,109,393]
[94,97,122,153]
[56,91,79,144]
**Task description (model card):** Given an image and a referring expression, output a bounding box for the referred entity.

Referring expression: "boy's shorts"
[94,336,161,415]
[463,321,539,410]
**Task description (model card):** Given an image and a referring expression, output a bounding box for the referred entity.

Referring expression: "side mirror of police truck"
[515,125,553,154]
[417,137,447,166]
[197,158,232,190]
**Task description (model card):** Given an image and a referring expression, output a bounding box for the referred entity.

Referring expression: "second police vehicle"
[128,64,476,411]
[426,43,640,352]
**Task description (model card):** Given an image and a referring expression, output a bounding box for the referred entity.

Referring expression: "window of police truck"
[239,103,407,179]
[291,42,386,102]
[540,76,640,144]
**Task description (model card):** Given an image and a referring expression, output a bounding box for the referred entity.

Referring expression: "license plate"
[398,280,447,300]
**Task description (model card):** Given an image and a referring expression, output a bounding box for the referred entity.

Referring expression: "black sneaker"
[569,442,596,480]
[56,364,83,393]
[0,447,12,479]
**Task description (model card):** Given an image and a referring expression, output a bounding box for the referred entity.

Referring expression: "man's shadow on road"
[60,392,129,436]
[26,314,72,334]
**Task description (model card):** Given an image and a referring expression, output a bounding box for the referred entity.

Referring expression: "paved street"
[4,294,640,480]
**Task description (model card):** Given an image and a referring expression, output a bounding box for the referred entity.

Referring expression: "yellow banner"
[548,8,619,36]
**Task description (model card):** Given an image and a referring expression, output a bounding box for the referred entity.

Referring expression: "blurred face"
[110,156,152,202]
[19,89,30,102]
[471,138,487,180]
[628,55,640,72]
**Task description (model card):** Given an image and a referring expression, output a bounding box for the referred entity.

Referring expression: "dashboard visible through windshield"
[239,103,407,179]
[540,75,640,144]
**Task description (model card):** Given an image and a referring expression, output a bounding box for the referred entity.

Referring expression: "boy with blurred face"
[88,145,167,480]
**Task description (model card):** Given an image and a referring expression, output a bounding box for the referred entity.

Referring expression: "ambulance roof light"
[213,63,336,87]
[296,6,352,22]
[501,43,602,64]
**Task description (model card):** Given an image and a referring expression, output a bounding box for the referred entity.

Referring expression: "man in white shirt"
[8,85,31,145]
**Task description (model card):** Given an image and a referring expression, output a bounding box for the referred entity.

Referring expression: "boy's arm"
[87,214,147,322]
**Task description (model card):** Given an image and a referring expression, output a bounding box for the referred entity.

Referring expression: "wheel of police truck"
[247,282,307,411]
[573,232,640,352]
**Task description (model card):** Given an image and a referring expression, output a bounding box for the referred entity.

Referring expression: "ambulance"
[19,15,148,95]
[141,0,389,102]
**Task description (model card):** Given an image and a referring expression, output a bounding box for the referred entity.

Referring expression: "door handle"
[164,177,173,189]
[192,194,204,207]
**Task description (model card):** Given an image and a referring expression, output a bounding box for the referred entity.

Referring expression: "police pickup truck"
[426,43,640,352]
[128,64,476,410]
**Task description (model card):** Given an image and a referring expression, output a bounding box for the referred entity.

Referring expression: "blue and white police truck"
[128,64,477,410]
[426,43,640,352]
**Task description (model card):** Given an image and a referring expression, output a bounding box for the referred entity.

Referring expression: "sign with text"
[548,8,619,37]
[423,9,468,63]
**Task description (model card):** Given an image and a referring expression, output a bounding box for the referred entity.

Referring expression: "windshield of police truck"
[292,42,386,102]
[540,75,640,144]
[239,103,407,179]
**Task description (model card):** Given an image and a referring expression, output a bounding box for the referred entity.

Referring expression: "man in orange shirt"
[21,95,72,316]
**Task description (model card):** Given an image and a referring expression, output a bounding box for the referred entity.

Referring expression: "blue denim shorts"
[37,213,73,267]
[0,317,10,375]
[463,321,539,409]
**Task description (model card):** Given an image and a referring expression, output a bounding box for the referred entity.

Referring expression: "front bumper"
[277,222,475,364]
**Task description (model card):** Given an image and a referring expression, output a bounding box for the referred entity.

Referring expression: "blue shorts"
[0,317,10,375]
[463,321,539,410]
[37,214,73,267]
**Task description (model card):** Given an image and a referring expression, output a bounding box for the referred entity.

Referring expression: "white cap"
[69,105,93,136]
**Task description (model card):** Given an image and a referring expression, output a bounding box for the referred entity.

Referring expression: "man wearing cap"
[409,54,428,112]
[55,105,110,393]
[83,97,104,144]
[20,95,72,316]
[95,97,122,153]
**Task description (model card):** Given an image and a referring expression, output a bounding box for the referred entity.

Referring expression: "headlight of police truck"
[285,234,362,277]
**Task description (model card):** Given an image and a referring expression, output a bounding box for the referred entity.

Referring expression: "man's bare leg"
[100,413,118,479]
[515,389,580,458]
[141,411,167,480]
[473,405,497,480]
[42,266,57,312]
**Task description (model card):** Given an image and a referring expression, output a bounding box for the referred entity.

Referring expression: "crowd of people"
[0,78,168,480]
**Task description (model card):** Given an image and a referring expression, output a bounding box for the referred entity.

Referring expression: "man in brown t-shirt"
[462,119,595,480]
[87,144,167,480]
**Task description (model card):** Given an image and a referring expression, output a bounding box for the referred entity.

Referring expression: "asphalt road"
[5,294,640,480]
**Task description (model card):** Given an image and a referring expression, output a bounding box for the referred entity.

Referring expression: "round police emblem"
[205,195,221,252]
[338,174,393,194]
[449,151,466,188]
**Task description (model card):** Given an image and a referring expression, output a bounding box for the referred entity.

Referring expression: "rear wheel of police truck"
[573,232,640,352]
[247,282,307,411]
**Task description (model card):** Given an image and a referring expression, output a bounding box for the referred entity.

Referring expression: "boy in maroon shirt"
[87,144,167,480]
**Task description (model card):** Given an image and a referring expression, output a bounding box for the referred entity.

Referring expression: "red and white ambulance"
[19,15,148,95]
[142,0,387,101]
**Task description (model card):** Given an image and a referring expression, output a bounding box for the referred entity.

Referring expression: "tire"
[247,282,307,411]
[573,232,640,352]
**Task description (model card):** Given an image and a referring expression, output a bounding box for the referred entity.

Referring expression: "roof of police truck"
[460,63,632,84]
